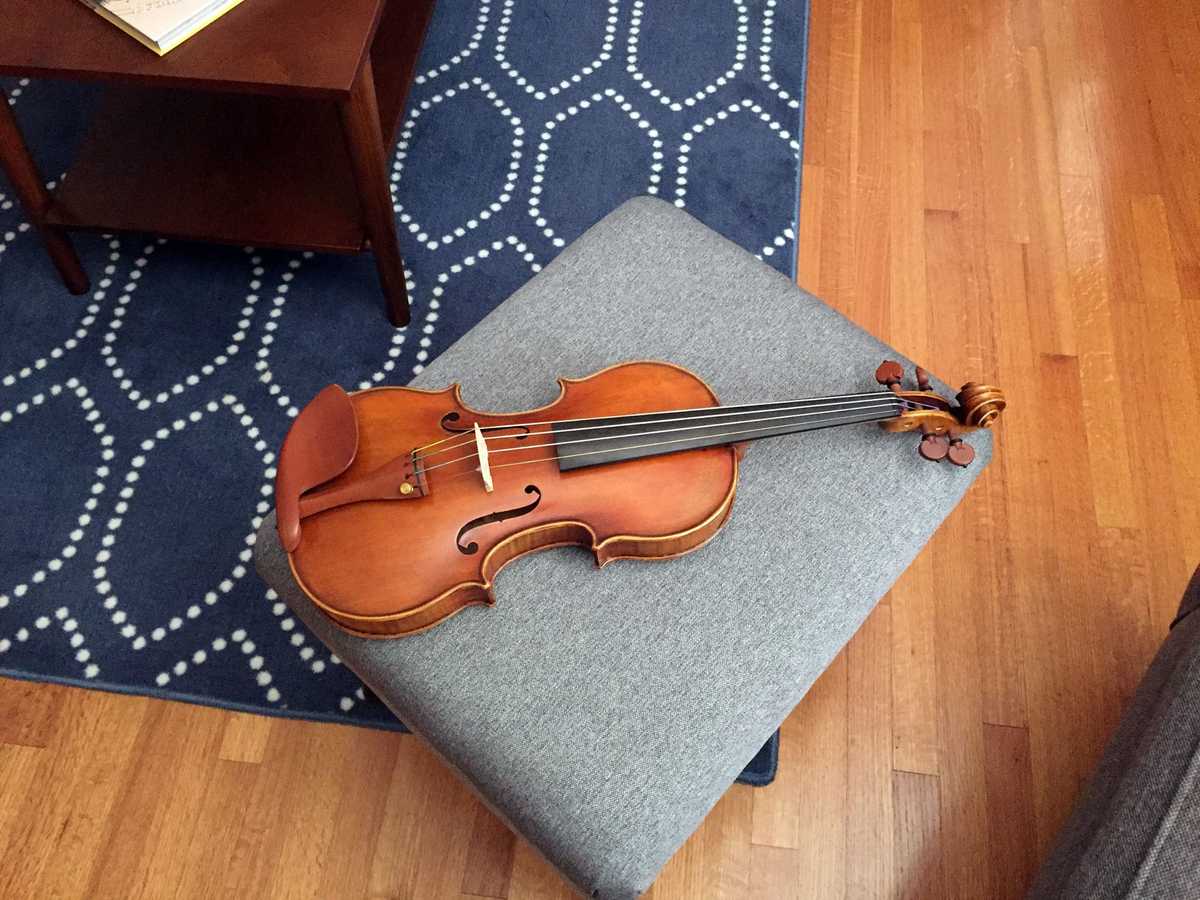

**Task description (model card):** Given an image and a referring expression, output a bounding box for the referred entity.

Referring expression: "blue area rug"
[0,0,807,785]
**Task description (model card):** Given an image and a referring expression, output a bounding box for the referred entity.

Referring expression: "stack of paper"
[79,0,247,55]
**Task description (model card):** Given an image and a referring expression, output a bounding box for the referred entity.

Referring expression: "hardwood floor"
[2,0,1198,896]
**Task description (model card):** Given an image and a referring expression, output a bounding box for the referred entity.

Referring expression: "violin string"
[414,394,906,465]
[412,391,943,464]
[410,389,892,455]
[428,407,905,484]
[419,397,908,476]
[419,397,904,474]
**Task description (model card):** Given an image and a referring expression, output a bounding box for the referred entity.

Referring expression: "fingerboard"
[551,396,905,471]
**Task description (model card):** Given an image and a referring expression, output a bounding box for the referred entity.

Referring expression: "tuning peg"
[875,360,904,389]
[918,433,950,462]
[947,438,975,467]
[915,366,932,391]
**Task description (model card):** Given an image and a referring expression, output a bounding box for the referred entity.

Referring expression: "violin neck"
[552,392,907,471]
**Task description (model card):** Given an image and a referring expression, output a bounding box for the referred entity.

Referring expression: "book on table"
[78,0,246,55]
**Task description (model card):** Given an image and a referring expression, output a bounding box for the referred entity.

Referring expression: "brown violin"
[275,360,1005,637]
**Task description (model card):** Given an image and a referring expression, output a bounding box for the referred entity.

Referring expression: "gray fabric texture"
[254,197,993,899]
[1028,566,1200,900]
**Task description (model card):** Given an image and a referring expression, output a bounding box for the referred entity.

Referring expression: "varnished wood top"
[0,0,387,97]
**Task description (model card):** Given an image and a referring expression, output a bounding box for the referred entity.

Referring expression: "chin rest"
[276,384,429,553]
[275,385,360,552]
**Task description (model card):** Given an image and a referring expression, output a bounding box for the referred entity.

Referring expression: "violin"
[275,360,1005,637]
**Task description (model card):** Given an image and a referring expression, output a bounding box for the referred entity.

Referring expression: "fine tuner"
[275,360,1006,637]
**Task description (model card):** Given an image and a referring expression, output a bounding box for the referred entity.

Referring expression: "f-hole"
[441,411,529,440]
[456,485,543,555]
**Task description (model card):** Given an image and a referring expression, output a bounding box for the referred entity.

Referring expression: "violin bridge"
[474,422,495,493]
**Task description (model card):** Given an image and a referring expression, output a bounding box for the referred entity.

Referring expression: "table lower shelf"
[47,87,372,253]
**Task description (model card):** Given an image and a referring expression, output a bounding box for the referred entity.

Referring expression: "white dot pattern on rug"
[495,0,619,98]
[760,0,803,110]
[89,395,271,650]
[392,76,524,252]
[0,379,110,613]
[416,236,539,375]
[626,0,750,111]
[0,605,96,679]
[673,98,801,211]
[99,243,264,410]
[530,89,664,248]
[5,77,30,106]
[1,191,110,390]
[414,1,491,86]
[0,0,807,731]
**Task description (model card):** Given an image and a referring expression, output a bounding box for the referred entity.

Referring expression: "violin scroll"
[955,383,1006,429]
[875,360,1005,468]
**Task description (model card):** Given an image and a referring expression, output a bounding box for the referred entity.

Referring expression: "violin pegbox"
[873,360,1006,468]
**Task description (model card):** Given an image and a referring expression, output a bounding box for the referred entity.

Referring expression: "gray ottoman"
[254,197,993,898]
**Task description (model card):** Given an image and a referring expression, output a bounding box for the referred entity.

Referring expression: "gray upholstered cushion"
[1028,566,1200,900]
[254,197,992,899]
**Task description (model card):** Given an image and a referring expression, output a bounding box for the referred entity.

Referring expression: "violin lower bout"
[309,501,734,639]
[287,362,739,638]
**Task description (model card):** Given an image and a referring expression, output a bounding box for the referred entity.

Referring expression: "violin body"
[287,362,739,637]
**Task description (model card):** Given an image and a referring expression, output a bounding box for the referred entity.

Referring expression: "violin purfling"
[275,360,1005,637]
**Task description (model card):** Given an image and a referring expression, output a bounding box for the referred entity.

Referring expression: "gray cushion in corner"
[1028,566,1200,900]
[254,196,992,899]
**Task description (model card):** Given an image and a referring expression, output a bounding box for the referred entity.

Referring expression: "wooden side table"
[0,0,435,326]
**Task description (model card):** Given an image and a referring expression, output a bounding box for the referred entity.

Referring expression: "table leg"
[338,58,410,327]
[0,88,89,295]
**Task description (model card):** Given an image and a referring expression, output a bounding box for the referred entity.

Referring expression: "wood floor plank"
[506,840,577,900]
[1130,194,1200,566]
[366,736,479,900]
[650,782,752,900]
[1059,173,1139,529]
[0,743,44,853]
[217,709,274,763]
[308,728,402,900]
[889,555,939,775]
[170,758,259,900]
[983,724,1038,900]
[886,16,928,362]
[930,507,993,900]
[796,162,825,292]
[460,803,517,899]
[0,690,149,899]
[1020,43,1079,357]
[83,701,225,899]
[844,604,894,900]
[892,771,945,900]
[751,654,848,900]
[748,844,807,900]
[0,678,66,748]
